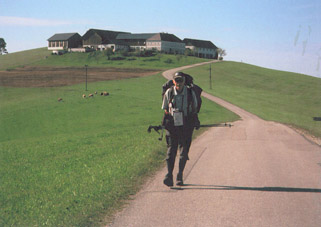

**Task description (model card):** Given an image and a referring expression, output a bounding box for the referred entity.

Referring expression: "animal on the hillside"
[82,94,86,98]
[58,98,63,102]
[89,94,94,97]
[101,91,109,96]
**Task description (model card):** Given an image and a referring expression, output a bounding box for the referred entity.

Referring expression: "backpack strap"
[168,86,194,114]
[186,86,194,114]
[168,86,175,106]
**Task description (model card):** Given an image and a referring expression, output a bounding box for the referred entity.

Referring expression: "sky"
[0,0,320,78]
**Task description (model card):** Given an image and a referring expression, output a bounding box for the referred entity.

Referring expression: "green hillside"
[0,47,51,70]
[184,61,321,138]
[1,49,320,226]
[0,47,210,70]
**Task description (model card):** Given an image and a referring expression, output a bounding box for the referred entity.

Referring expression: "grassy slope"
[0,48,51,70]
[183,61,321,138]
[38,51,210,70]
[0,48,210,70]
[3,49,320,226]
[0,73,239,226]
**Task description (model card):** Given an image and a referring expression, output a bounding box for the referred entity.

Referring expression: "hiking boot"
[176,173,183,186]
[163,174,173,187]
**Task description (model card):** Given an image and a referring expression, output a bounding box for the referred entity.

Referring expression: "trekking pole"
[197,123,232,128]
[147,125,165,141]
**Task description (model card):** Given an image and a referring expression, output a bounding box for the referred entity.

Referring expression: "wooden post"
[85,65,88,91]
[209,64,212,89]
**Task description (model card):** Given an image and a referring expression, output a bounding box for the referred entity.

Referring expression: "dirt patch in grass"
[0,66,160,87]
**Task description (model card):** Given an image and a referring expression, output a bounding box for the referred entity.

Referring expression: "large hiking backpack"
[162,72,202,113]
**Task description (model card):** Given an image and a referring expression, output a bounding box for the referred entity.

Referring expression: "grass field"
[0,48,51,70]
[183,61,321,138]
[0,47,210,71]
[0,72,239,226]
[34,51,210,70]
[3,48,320,225]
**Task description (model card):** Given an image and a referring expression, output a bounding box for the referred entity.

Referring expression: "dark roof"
[148,33,183,43]
[47,33,80,41]
[82,29,129,41]
[101,39,129,46]
[183,38,217,49]
[116,33,157,40]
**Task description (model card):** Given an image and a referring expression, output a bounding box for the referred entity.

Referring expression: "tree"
[104,48,114,60]
[176,54,182,62]
[217,48,226,60]
[0,38,8,55]
[184,48,193,57]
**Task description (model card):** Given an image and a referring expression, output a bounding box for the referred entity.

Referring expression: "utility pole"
[85,65,88,91]
[209,64,212,89]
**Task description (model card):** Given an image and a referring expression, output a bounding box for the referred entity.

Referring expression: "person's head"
[173,72,185,92]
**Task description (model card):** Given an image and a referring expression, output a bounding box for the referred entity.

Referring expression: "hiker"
[161,72,199,186]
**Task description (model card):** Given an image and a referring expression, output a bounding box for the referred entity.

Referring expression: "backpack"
[162,72,202,113]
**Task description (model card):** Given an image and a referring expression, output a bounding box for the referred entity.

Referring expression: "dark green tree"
[105,48,114,60]
[217,48,226,60]
[0,38,8,55]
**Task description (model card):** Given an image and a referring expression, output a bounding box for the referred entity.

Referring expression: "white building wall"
[186,45,216,58]
[146,41,185,54]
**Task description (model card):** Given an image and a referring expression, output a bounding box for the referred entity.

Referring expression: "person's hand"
[194,114,200,130]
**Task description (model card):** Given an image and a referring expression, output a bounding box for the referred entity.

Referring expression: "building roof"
[101,39,129,46]
[47,33,80,41]
[183,38,217,49]
[116,33,157,40]
[147,33,183,43]
[82,29,129,41]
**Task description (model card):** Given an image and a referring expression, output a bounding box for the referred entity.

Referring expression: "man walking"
[162,72,198,186]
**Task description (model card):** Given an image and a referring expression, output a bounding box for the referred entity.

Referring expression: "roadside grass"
[0,48,51,70]
[0,48,210,70]
[0,73,239,226]
[183,61,321,138]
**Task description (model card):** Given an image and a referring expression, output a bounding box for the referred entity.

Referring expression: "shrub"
[111,56,125,61]
[176,55,182,62]
[164,58,173,64]
[118,49,129,57]
[104,48,114,60]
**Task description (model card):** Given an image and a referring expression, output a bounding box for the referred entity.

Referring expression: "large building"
[82,29,129,51]
[47,33,82,54]
[146,33,185,54]
[47,29,219,58]
[116,33,157,50]
[183,38,218,59]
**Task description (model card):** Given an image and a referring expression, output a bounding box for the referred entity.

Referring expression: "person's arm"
[162,89,169,113]
[191,90,198,113]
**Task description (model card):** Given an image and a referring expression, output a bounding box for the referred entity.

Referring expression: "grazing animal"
[58,98,63,102]
[103,92,109,96]
[82,94,86,98]
[94,91,97,94]
[89,94,94,97]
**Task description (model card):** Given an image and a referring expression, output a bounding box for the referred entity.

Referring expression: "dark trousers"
[165,122,194,176]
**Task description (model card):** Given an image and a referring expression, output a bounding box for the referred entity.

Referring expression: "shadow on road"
[171,184,321,193]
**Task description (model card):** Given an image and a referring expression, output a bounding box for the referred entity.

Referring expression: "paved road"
[109,62,321,227]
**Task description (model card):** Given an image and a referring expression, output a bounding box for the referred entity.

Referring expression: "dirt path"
[109,62,321,226]
[0,66,159,87]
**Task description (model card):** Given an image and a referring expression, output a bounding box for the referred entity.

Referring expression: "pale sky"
[0,0,320,78]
